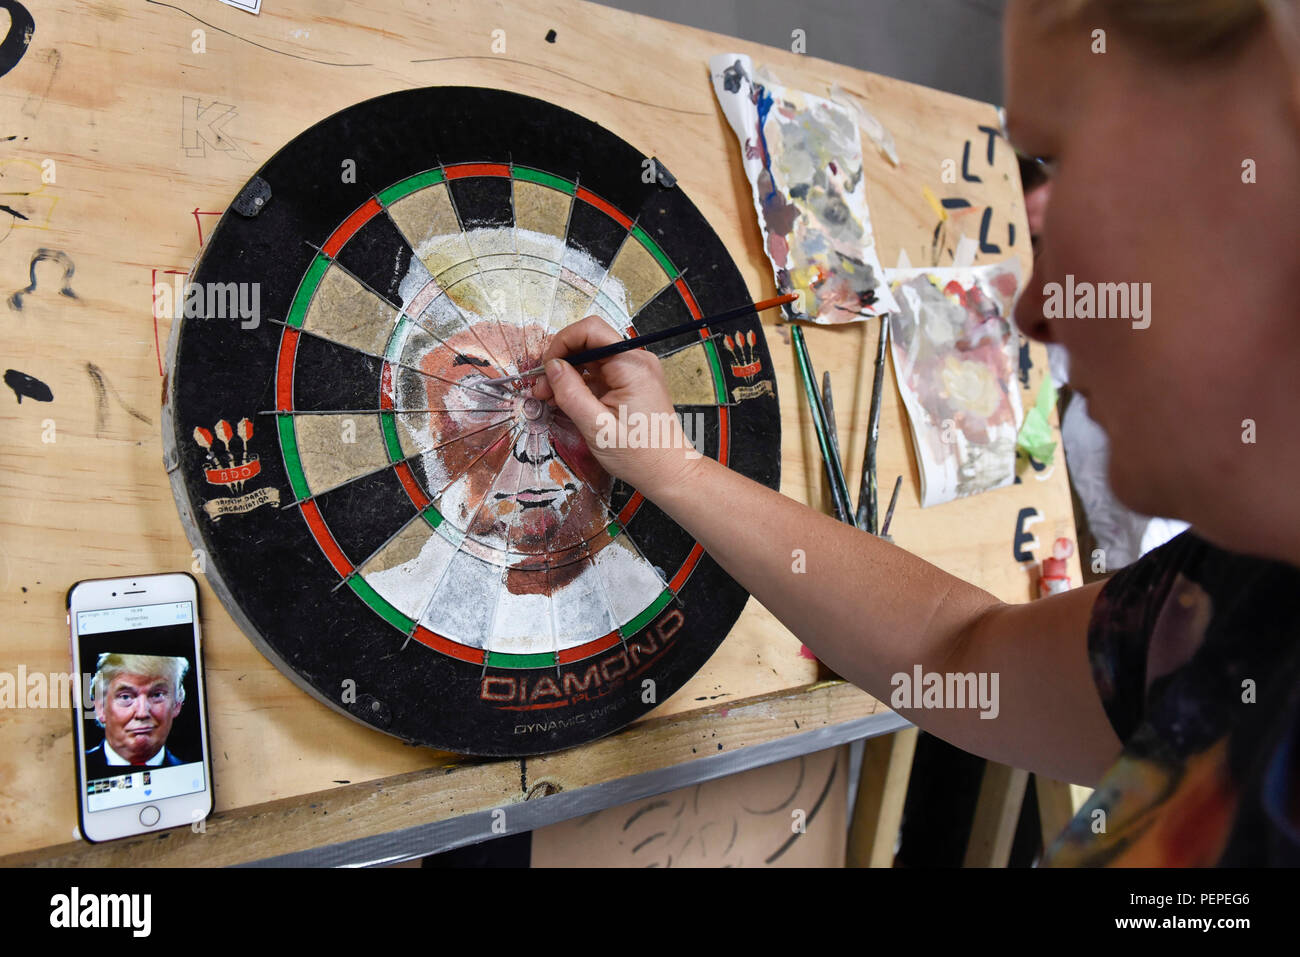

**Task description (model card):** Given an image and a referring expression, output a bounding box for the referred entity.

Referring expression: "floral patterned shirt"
[1042,531,1300,866]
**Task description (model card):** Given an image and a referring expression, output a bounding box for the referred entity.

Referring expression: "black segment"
[292,334,386,412]
[312,463,420,567]
[333,213,428,309]
[447,174,514,230]
[564,200,629,271]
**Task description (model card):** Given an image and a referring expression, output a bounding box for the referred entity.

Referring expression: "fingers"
[543,358,610,440]
[534,315,621,401]
[542,315,622,363]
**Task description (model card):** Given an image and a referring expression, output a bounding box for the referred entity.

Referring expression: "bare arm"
[535,318,1122,785]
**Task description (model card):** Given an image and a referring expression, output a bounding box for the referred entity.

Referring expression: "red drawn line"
[191,208,223,249]
[300,500,354,577]
[276,329,299,410]
[616,491,644,525]
[393,461,431,511]
[717,405,729,466]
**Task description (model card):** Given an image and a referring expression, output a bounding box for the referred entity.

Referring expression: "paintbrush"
[856,316,890,534]
[791,324,856,527]
[480,293,799,387]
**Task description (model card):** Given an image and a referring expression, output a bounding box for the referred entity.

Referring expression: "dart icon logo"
[722,330,773,401]
[194,417,280,520]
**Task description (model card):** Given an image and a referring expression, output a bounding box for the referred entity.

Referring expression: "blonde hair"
[91,653,189,714]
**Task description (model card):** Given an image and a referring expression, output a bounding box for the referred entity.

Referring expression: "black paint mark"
[941,197,971,210]
[8,248,76,310]
[4,368,52,403]
[961,140,982,183]
[722,58,748,94]
[1008,221,1016,247]
[1013,507,1040,562]
[0,203,28,220]
[978,124,1001,165]
[0,1,35,80]
[545,28,556,43]
[1018,336,1032,389]
[722,818,738,856]
[86,362,152,435]
[631,831,665,854]
[520,758,526,794]
[764,757,838,864]
[624,799,670,830]
[978,207,1001,254]
[741,755,805,815]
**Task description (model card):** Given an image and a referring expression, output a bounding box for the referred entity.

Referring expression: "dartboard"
[163,87,780,756]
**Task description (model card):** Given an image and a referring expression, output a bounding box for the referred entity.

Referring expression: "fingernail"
[547,359,566,375]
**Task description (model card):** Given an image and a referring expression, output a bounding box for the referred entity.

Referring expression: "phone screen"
[74,601,207,813]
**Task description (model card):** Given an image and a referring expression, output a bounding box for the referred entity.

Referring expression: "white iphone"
[67,572,213,843]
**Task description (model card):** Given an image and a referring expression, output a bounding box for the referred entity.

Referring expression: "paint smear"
[4,369,53,403]
[710,53,896,324]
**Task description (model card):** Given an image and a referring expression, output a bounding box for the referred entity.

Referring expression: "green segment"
[379,411,404,462]
[347,576,415,632]
[702,339,727,404]
[385,315,410,362]
[420,504,444,529]
[606,521,623,539]
[377,169,446,206]
[631,225,677,279]
[512,167,576,194]
[286,254,331,329]
[486,650,558,669]
[622,589,674,638]
[277,414,310,501]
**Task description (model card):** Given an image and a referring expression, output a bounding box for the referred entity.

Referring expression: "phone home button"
[139,805,161,827]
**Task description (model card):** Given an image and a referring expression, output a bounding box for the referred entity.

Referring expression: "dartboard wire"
[436,158,529,377]
[265,314,510,407]
[403,420,525,652]
[557,212,640,348]
[363,163,519,379]
[483,429,548,664]
[284,416,516,520]
[579,535,632,657]
[258,407,512,415]
[524,430,564,677]
[535,171,580,362]
[506,159,546,377]
[545,439,672,595]
[299,236,513,382]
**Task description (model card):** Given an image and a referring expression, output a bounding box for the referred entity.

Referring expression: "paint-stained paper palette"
[886,261,1024,508]
[709,53,897,324]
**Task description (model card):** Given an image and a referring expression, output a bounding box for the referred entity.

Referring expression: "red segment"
[674,278,702,320]
[617,491,644,525]
[379,361,395,410]
[576,187,633,230]
[557,631,622,665]
[276,329,299,410]
[625,325,637,338]
[322,198,382,258]
[717,405,730,466]
[445,163,510,180]
[669,543,704,593]
[393,461,430,510]
[300,499,354,577]
[411,625,484,663]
